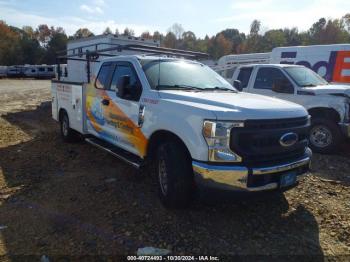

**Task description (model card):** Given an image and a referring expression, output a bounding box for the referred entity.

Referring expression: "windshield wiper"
[301,84,317,87]
[209,86,236,92]
[156,84,205,91]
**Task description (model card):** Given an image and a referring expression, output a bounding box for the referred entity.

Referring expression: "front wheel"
[309,118,342,154]
[155,140,194,208]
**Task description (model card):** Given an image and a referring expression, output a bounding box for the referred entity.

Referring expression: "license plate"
[280,172,297,188]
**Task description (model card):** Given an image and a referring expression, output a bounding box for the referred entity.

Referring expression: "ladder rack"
[56,43,209,82]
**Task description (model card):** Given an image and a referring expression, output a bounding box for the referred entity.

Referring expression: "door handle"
[101,99,110,106]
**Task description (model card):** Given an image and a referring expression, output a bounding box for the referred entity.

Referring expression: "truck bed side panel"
[52,81,86,134]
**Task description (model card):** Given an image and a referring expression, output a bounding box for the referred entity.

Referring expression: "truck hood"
[159,90,307,120]
[301,84,350,97]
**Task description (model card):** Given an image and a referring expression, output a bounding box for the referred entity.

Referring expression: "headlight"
[203,120,243,162]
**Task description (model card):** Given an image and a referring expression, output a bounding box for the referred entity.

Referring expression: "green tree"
[141,31,152,39]
[163,32,176,48]
[153,31,162,43]
[219,28,246,53]
[0,22,19,65]
[73,28,94,39]
[103,27,112,35]
[245,20,263,52]
[45,31,68,64]
[169,23,184,40]
[182,31,196,50]
[123,28,135,36]
[262,29,287,51]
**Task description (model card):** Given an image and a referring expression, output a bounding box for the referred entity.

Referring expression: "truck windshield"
[284,66,328,87]
[142,60,236,91]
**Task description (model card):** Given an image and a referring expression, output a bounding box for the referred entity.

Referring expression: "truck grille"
[230,116,309,166]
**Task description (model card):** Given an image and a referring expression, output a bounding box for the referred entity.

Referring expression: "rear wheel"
[155,140,193,208]
[60,113,80,143]
[309,118,342,154]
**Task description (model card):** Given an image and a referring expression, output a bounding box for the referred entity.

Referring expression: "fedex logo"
[280,51,350,83]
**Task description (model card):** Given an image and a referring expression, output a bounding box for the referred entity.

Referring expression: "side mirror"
[116,75,131,98]
[272,80,294,94]
[233,80,243,91]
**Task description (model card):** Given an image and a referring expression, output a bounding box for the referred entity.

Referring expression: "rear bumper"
[339,122,350,138]
[192,148,312,192]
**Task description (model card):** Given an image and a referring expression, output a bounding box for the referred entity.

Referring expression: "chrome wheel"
[310,125,332,148]
[158,157,168,196]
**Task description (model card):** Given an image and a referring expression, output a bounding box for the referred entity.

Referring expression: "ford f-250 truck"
[52,44,311,208]
[232,64,350,154]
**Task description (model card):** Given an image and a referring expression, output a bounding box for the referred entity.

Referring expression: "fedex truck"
[271,44,350,85]
[216,44,350,85]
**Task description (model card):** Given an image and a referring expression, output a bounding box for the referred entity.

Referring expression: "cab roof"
[239,63,304,68]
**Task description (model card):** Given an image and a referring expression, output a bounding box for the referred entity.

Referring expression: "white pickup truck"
[52,46,311,208]
[232,64,350,153]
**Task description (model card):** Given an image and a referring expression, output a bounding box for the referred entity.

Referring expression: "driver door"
[103,61,146,156]
[248,67,296,101]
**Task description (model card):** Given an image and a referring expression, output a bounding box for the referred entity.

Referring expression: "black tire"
[309,118,342,154]
[60,113,80,143]
[155,140,194,208]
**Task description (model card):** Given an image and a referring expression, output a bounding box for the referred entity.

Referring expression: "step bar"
[85,137,143,169]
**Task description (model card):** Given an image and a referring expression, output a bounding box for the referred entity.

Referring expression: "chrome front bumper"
[192,148,312,192]
[339,122,350,138]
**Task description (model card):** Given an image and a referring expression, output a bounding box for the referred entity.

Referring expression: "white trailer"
[213,53,270,80]
[23,65,55,79]
[0,66,7,78]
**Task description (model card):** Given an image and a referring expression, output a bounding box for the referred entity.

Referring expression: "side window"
[95,63,112,89]
[254,68,291,90]
[110,63,141,101]
[237,67,253,88]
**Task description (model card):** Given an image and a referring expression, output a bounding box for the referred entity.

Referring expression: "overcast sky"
[0,0,349,37]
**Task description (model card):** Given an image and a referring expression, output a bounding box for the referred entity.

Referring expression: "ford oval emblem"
[279,132,298,147]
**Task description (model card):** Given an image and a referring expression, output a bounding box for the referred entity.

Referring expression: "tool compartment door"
[51,82,58,121]
[56,82,84,133]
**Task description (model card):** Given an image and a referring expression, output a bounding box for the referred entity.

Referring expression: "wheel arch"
[58,108,68,121]
[146,130,192,161]
[308,107,341,123]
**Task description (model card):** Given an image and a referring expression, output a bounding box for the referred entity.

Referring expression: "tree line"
[0,14,350,66]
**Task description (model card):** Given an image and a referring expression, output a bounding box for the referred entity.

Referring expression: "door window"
[237,67,253,88]
[254,68,291,90]
[95,63,113,89]
[110,63,142,101]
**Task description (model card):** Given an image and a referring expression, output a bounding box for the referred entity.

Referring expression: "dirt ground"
[0,79,349,260]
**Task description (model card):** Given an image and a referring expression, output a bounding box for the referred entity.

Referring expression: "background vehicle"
[23,65,55,79]
[232,64,350,153]
[216,44,350,85]
[6,65,25,78]
[0,66,7,78]
[52,43,311,208]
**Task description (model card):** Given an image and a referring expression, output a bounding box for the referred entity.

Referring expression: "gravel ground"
[0,79,349,260]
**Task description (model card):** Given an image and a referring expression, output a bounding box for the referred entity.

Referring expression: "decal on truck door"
[85,81,148,157]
